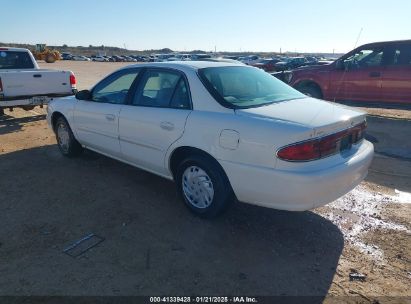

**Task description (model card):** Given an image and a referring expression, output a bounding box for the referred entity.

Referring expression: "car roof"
[124,61,245,72]
[360,39,411,48]
[0,47,30,52]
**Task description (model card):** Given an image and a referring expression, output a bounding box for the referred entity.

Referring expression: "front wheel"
[176,154,234,218]
[55,117,83,157]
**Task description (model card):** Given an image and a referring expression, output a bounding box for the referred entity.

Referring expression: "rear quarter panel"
[165,110,313,172]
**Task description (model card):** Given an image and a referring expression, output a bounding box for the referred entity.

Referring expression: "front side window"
[198,66,305,109]
[92,69,140,104]
[132,70,191,109]
[343,47,383,69]
[0,51,34,69]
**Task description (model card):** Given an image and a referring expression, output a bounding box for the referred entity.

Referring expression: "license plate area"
[339,134,353,152]
[31,96,47,105]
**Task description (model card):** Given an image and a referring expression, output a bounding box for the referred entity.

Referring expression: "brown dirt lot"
[0,61,410,302]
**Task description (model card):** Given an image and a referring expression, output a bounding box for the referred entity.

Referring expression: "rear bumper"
[220,140,374,211]
[0,92,75,108]
[0,92,75,102]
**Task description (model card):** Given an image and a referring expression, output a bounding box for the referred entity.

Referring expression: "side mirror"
[75,89,92,101]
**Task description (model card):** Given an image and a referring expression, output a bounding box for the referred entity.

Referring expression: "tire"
[54,116,83,157]
[298,84,323,99]
[45,54,56,63]
[175,154,234,218]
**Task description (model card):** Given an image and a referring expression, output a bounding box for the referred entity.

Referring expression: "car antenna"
[333,27,363,103]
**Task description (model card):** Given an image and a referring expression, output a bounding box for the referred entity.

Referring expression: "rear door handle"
[105,114,116,121]
[369,71,381,78]
[160,121,174,131]
[33,74,42,78]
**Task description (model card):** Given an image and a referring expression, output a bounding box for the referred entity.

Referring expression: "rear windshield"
[0,51,35,69]
[198,66,305,108]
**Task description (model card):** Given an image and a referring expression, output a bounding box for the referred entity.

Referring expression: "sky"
[1,0,410,53]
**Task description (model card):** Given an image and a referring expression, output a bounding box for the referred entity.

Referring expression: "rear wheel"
[55,117,83,157]
[298,84,323,99]
[176,154,234,218]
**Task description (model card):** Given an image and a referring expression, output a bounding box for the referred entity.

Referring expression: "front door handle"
[33,74,42,78]
[160,121,174,131]
[369,71,381,78]
[105,114,116,121]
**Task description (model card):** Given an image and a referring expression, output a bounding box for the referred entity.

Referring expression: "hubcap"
[57,123,70,153]
[182,166,214,209]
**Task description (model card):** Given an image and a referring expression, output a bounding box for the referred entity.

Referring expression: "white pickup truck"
[0,47,77,115]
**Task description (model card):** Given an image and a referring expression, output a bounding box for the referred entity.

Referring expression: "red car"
[288,40,411,104]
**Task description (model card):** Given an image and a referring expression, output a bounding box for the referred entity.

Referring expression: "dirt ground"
[0,61,410,302]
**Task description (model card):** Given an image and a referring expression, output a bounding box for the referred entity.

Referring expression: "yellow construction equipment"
[33,44,61,63]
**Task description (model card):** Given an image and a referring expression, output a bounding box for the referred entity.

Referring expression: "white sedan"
[71,56,91,61]
[47,62,374,217]
[92,56,108,62]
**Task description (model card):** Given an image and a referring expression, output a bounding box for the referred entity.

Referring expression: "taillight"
[69,73,76,86]
[0,77,3,95]
[277,122,367,162]
[277,141,320,161]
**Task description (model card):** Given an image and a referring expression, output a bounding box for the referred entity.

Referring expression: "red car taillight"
[69,73,76,86]
[277,122,367,162]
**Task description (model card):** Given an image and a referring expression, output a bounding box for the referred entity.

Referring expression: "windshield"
[198,66,306,108]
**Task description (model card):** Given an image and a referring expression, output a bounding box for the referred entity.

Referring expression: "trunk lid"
[235,97,366,137]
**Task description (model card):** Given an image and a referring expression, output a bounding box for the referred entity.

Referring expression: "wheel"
[45,53,56,63]
[175,154,234,218]
[54,117,83,157]
[297,84,323,99]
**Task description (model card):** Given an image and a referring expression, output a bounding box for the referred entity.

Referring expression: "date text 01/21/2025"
[149,296,258,303]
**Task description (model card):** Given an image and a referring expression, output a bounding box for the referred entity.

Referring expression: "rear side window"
[170,78,191,109]
[393,44,411,66]
[132,69,191,109]
[0,51,35,69]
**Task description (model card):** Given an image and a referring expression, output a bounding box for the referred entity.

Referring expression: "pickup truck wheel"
[298,84,323,99]
[176,154,233,218]
[55,117,83,157]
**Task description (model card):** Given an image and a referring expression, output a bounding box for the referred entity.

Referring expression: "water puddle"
[394,189,411,204]
[321,186,411,261]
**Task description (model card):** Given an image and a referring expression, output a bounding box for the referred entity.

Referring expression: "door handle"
[369,71,381,78]
[105,114,116,121]
[160,121,174,131]
[33,74,42,78]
